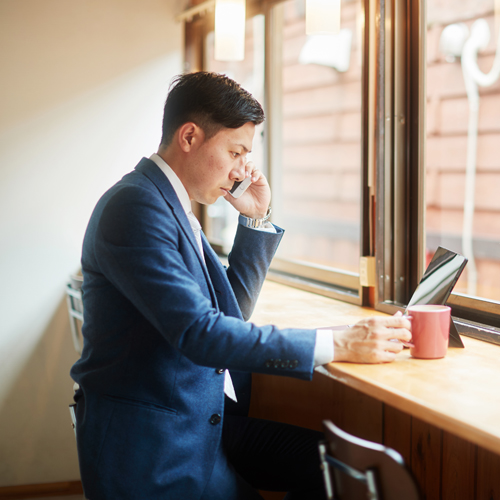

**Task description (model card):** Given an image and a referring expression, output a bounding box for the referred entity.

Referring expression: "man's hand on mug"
[333,312,412,363]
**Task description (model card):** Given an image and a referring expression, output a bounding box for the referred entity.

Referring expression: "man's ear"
[177,122,204,152]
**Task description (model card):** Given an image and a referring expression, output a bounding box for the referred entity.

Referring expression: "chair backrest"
[65,274,84,355]
[320,420,420,500]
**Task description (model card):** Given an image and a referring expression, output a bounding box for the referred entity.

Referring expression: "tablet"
[406,246,467,310]
[406,246,468,347]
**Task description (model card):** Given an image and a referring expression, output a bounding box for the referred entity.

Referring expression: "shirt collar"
[149,153,192,215]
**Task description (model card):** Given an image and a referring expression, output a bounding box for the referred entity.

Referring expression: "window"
[269,0,363,274]
[265,0,366,303]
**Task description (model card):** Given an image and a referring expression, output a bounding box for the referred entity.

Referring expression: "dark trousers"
[222,415,327,500]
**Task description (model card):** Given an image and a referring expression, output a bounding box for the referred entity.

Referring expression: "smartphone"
[228,176,252,198]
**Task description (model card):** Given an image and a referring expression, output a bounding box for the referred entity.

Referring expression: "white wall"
[0,0,183,486]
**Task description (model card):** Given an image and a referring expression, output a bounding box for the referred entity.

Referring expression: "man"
[71,72,411,499]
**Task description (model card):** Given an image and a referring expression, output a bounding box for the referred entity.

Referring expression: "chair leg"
[318,442,334,500]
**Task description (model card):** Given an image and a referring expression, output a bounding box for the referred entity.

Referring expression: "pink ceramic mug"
[407,305,451,359]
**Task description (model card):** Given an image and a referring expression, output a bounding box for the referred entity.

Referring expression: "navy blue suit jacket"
[70,158,317,499]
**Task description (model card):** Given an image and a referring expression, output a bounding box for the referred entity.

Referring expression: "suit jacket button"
[290,360,299,369]
[216,368,225,374]
[281,360,289,369]
[273,359,282,369]
[265,359,273,368]
[210,413,221,425]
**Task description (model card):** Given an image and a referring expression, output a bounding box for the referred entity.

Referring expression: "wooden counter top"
[250,280,500,456]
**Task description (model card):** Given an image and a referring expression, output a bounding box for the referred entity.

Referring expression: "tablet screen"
[406,246,468,310]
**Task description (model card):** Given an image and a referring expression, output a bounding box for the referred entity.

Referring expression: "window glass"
[273,0,363,273]
[426,0,500,300]
[204,15,266,253]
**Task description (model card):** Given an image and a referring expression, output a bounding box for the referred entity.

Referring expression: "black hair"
[160,71,265,147]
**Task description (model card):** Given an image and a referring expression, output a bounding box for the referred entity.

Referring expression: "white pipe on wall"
[440,19,500,296]
[460,19,500,295]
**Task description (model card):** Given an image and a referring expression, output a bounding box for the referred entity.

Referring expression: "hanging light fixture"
[306,0,341,35]
[214,0,246,61]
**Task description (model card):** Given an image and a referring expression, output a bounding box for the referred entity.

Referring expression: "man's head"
[160,72,264,148]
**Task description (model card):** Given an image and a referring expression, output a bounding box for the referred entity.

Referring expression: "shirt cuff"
[240,221,276,233]
[313,329,334,366]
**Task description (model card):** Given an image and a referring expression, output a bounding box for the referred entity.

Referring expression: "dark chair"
[66,274,84,355]
[65,274,84,437]
[319,420,420,500]
[65,275,88,499]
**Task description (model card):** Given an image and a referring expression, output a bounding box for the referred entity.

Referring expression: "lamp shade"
[306,0,341,35]
[214,0,246,61]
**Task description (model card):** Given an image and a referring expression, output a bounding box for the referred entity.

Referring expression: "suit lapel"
[135,158,218,309]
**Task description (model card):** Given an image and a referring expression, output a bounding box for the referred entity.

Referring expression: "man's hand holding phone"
[224,161,271,220]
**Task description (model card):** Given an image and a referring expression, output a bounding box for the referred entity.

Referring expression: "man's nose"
[231,158,247,181]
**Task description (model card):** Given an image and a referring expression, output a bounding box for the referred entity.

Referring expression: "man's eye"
[231,152,240,158]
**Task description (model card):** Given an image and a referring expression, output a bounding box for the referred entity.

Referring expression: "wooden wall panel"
[411,418,442,500]
[331,380,383,444]
[476,447,500,500]
[441,432,476,500]
[249,372,334,431]
[383,404,412,465]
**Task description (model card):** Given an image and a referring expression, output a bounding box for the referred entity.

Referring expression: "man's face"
[184,121,255,205]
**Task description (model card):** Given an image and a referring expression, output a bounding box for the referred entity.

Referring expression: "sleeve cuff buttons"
[264,359,299,370]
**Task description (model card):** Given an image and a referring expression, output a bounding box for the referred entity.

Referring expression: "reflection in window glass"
[273,0,363,273]
[426,0,500,300]
[204,15,265,253]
